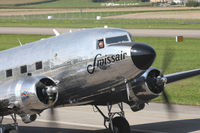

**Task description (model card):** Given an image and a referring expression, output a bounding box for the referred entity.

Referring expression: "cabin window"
[106,35,129,44]
[36,61,42,70]
[6,69,12,77]
[97,39,104,49]
[20,65,27,74]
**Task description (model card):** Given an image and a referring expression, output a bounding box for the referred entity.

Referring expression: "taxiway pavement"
[4,103,200,133]
[0,27,200,38]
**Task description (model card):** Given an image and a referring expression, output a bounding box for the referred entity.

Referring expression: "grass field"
[1,18,200,29]
[0,34,50,51]
[0,0,101,7]
[0,11,134,19]
[135,37,200,105]
[28,0,101,7]
[0,0,57,6]
[0,0,46,5]
[0,0,146,7]
[2,9,200,19]
[1,7,200,29]
[0,34,199,105]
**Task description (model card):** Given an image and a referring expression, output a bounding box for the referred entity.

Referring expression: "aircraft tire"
[110,116,131,133]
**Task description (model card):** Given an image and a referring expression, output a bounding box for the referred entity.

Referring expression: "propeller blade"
[48,97,57,122]
[162,89,176,117]
[161,46,174,74]
[165,69,200,84]
[47,101,59,132]
[49,105,56,122]
[162,90,170,105]
[160,45,175,114]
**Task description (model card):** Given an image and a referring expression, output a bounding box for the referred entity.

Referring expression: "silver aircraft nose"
[131,43,156,70]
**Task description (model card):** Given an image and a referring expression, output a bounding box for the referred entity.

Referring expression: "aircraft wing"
[165,69,200,84]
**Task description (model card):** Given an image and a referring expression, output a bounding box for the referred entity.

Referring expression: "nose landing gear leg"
[0,114,18,133]
[94,102,131,133]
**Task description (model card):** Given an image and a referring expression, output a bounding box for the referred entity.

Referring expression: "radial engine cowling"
[0,76,58,121]
[18,76,58,112]
[130,67,165,102]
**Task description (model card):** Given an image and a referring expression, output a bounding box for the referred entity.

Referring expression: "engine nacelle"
[0,76,58,121]
[130,67,164,102]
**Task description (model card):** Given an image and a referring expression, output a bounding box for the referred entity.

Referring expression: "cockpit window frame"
[128,33,134,42]
[105,34,131,45]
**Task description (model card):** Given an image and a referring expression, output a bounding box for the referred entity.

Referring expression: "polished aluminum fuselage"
[0,28,143,108]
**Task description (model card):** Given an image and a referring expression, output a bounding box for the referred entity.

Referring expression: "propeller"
[145,46,175,115]
[160,46,175,114]
[37,80,59,132]
[46,86,58,128]
[47,101,58,132]
[38,81,58,125]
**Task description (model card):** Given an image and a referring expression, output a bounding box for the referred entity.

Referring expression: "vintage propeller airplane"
[0,28,199,133]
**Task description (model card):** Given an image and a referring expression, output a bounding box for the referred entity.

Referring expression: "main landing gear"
[0,114,18,133]
[94,102,131,133]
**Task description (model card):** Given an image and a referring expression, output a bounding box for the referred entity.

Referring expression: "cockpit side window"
[106,35,129,44]
[97,39,105,49]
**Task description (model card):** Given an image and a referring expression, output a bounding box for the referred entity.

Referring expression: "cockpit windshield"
[105,35,130,44]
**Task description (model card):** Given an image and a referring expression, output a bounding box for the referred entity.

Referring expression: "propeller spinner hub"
[45,86,58,106]
[156,77,167,86]
[46,86,58,96]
